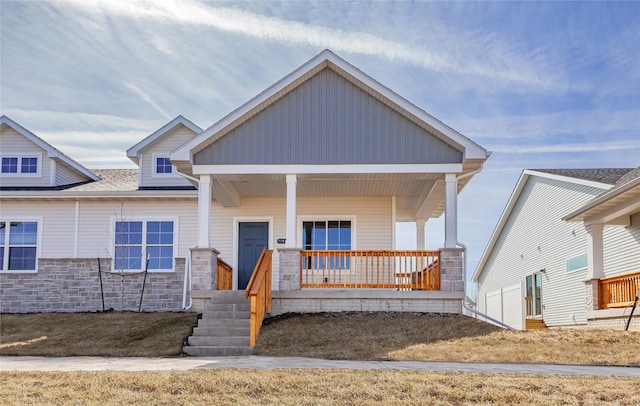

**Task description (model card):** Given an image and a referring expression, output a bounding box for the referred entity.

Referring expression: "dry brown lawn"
[2,311,639,367]
[0,312,198,356]
[254,312,640,366]
[2,370,639,405]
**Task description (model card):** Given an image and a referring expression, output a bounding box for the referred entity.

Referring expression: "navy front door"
[238,222,269,290]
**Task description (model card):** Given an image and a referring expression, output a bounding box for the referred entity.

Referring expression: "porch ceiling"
[209,172,476,220]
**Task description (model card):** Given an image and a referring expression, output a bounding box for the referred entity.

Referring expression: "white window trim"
[109,216,179,273]
[0,152,43,178]
[566,253,588,274]
[231,216,274,290]
[151,153,176,178]
[0,217,43,274]
[297,215,357,250]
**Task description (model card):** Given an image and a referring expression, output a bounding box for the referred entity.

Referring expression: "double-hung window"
[302,220,352,269]
[1,156,39,175]
[114,220,174,271]
[0,221,39,272]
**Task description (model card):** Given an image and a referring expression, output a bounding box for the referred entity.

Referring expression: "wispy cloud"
[124,83,172,119]
[62,0,560,90]
[491,140,640,154]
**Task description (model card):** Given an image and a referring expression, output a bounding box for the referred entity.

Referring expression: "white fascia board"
[526,170,614,190]
[193,163,463,175]
[0,190,198,200]
[127,115,202,163]
[0,115,100,181]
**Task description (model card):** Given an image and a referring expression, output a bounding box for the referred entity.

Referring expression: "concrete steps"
[183,291,253,356]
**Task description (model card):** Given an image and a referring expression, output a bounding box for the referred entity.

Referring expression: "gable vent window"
[1,156,39,175]
[155,157,173,174]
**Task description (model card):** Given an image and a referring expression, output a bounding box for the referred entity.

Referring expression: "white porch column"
[286,174,297,248]
[197,174,212,248]
[444,173,458,248]
[416,219,426,250]
[586,223,605,279]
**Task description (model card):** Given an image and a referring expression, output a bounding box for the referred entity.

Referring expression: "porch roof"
[563,167,640,225]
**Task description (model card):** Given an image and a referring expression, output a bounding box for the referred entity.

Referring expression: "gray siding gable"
[194,68,463,166]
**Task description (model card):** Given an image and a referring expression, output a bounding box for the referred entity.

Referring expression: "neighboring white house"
[472,169,640,330]
[1,49,490,315]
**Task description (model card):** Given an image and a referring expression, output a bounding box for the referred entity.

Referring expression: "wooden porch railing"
[245,248,273,348]
[300,250,440,290]
[599,270,640,309]
[216,258,233,290]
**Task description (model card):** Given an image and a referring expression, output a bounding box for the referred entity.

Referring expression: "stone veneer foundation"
[0,258,186,313]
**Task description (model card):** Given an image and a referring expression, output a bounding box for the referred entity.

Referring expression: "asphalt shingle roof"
[533,168,634,186]
[67,169,139,192]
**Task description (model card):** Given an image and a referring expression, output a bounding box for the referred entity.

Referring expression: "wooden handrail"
[599,270,640,309]
[300,250,440,290]
[216,258,233,290]
[245,248,273,348]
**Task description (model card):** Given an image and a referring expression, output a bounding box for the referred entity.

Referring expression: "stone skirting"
[190,247,219,291]
[0,258,185,313]
[586,308,639,330]
[278,248,301,291]
[270,289,464,315]
[439,248,465,292]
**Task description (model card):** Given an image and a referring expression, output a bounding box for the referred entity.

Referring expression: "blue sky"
[1,1,639,290]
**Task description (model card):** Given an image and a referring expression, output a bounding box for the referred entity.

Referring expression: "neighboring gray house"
[1,50,490,319]
[472,169,640,330]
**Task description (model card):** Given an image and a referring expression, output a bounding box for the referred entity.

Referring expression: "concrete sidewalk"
[1,356,639,377]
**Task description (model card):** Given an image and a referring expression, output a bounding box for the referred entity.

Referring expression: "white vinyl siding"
[0,127,50,187]
[76,201,198,260]
[138,125,196,188]
[603,212,640,277]
[477,176,606,327]
[55,161,89,186]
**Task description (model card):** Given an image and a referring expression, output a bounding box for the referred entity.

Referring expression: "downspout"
[182,256,193,311]
[175,165,197,312]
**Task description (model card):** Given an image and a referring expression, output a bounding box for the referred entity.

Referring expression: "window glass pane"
[115,246,141,270]
[327,221,339,249]
[147,221,173,245]
[156,157,172,174]
[2,157,18,173]
[8,247,36,270]
[21,157,37,173]
[566,254,588,273]
[340,221,351,250]
[0,247,4,270]
[312,221,326,249]
[302,222,313,250]
[0,222,5,245]
[115,221,142,244]
[147,246,173,269]
[9,222,38,245]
